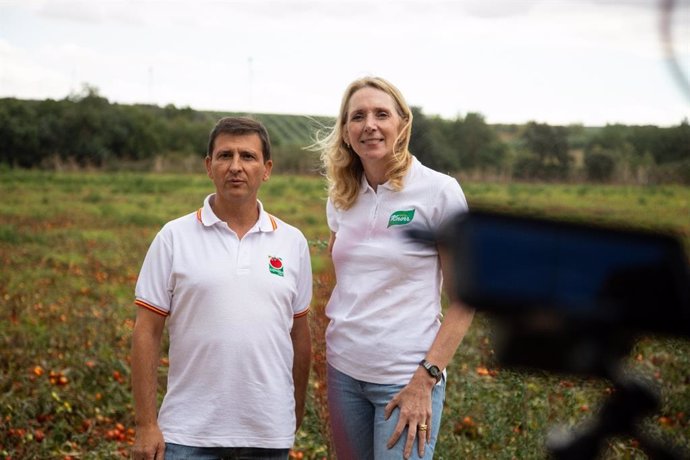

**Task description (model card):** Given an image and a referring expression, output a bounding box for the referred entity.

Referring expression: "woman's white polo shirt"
[325,157,468,385]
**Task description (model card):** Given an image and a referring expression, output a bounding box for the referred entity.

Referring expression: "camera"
[437,209,690,377]
[408,209,690,459]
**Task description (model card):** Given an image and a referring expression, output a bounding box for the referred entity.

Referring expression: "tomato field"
[1,169,688,459]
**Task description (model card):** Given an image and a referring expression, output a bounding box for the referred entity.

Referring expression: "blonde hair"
[316,77,413,210]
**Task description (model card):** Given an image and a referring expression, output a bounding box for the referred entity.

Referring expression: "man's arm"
[291,314,311,431]
[131,307,167,460]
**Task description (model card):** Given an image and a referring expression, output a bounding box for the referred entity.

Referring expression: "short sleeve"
[134,229,173,316]
[326,198,339,233]
[434,178,469,227]
[293,235,313,317]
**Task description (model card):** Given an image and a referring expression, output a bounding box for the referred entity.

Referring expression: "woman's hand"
[384,367,437,459]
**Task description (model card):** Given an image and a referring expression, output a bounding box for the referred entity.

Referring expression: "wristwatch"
[419,359,442,383]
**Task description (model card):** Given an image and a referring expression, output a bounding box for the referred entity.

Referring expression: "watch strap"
[419,359,442,383]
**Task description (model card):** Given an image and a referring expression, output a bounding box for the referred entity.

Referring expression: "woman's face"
[343,86,404,165]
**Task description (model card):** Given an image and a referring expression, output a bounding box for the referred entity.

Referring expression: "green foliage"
[512,151,543,181]
[516,122,571,180]
[585,121,690,185]
[410,109,511,177]
[410,107,458,172]
[0,98,41,168]
[650,158,690,185]
[451,112,508,172]
[1,88,689,184]
[584,146,617,182]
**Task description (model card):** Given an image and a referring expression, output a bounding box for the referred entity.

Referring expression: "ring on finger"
[419,424,428,432]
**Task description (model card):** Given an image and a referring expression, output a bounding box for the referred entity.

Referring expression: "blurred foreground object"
[409,210,690,459]
[660,0,690,103]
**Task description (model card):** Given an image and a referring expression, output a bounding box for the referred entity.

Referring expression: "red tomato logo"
[269,257,283,269]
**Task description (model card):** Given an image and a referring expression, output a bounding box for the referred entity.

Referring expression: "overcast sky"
[1,0,688,126]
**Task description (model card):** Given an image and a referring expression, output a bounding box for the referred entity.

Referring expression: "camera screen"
[450,211,689,337]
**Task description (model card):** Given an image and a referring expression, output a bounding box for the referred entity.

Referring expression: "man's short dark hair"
[207,117,272,162]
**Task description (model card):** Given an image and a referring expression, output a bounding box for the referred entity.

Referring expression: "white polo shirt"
[326,157,468,385]
[135,194,312,448]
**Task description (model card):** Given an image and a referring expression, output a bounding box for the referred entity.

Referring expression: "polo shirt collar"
[255,200,278,232]
[359,156,419,193]
[360,172,397,193]
[198,194,277,232]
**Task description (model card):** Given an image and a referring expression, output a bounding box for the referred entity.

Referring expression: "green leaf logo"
[387,209,415,228]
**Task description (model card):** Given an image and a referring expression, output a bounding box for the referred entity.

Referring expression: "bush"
[649,158,690,185]
[584,148,616,182]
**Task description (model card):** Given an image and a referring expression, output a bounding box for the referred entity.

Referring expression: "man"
[131,117,312,460]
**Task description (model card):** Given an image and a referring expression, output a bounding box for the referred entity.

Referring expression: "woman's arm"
[384,246,475,459]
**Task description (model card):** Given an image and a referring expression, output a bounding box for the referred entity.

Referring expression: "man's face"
[206,132,272,204]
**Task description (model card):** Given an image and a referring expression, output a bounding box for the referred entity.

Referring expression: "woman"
[317,76,475,459]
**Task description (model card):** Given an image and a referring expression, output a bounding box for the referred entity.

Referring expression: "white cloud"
[0,0,687,125]
[0,39,72,99]
[37,1,108,23]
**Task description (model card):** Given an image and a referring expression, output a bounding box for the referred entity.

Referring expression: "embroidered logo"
[268,256,284,277]
[387,209,415,228]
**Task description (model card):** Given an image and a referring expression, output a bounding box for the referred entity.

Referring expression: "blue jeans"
[164,443,289,460]
[327,364,446,460]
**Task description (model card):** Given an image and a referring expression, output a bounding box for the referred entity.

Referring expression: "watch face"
[421,359,441,380]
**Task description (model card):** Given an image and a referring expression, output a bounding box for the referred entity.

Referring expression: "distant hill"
[2,92,687,184]
[207,111,335,147]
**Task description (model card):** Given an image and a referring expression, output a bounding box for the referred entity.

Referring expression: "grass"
[1,170,688,459]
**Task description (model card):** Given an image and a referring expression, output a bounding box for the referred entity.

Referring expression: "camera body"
[407,209,690,458]
[432,210,690,376]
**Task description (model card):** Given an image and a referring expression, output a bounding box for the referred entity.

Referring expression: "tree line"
[1,85,688,184]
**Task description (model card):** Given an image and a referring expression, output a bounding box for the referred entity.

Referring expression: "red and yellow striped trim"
[294,308,310,319]
[268,214,278,231]
[135,299,169,317]
[196,208,203,223]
